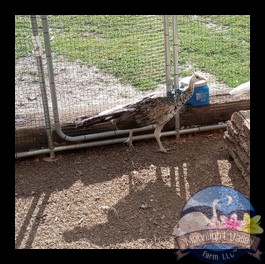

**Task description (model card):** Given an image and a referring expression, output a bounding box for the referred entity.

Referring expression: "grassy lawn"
[15,15,250,90]
[177,15,250,86]
[15,16,33,59]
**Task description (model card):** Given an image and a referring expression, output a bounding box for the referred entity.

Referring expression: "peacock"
[75,72,206,152]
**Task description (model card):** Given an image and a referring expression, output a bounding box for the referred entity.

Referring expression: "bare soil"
[15,130,249,249]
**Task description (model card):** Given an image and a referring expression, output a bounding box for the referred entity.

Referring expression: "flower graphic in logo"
[173,186,263,263]
[241,213,264,234]
[209,212,244,230]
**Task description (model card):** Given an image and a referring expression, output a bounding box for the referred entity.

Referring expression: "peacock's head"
[189,72,206,88]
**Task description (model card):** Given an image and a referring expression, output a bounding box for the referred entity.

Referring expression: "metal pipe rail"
[15,124,227,158]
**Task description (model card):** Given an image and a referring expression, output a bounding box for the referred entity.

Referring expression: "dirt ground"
[15,130,249,249]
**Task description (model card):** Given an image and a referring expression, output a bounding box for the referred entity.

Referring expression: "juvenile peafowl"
[76,72,206,152]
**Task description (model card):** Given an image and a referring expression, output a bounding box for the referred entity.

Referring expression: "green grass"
[15,15,250,90]
[177,15,250,86]
[15,16,33,59]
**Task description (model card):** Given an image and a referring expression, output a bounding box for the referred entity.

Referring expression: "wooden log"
[55,95,250,136]
[224,110,250,186]
[227,147,250,187]
[226,122,250,154]
[224,132,250,173]
[15,94,250,152]
[230,110,250,138]
[15,127,48,152]
[225,110,250,155]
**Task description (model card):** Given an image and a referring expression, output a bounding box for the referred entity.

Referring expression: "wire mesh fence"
[15,16,48,152]
[15,15,250,155]
[47,15,166,123]
[177,15,250,95]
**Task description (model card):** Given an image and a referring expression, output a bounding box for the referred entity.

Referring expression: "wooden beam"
[177,95,250,128]
[15,94,250,152]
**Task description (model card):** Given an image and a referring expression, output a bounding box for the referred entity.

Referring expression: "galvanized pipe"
[172,15,179,92]
[30,15,55,158]
[172,15,180,139]
[41,15,64,140]
[15,124,227,159]
[164,15,171,93]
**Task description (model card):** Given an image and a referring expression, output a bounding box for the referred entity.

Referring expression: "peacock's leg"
[124,130,134,149]
[154,124,168,153]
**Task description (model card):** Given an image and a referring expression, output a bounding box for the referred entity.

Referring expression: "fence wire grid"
[15,15,250,154]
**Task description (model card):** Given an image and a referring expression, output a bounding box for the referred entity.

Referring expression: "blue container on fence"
[179,76,209,106]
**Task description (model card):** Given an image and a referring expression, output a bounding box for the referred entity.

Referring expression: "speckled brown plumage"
[76,72,206,152]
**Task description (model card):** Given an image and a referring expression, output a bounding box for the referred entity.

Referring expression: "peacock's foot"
[157,147,176,153]
[124,139,135,150]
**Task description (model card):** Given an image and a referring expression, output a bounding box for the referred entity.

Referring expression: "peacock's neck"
[175,84,195,108]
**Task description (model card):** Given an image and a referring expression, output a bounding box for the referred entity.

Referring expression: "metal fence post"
[172,15,180,140]
[163,16,171,94]
[30,15,55,158]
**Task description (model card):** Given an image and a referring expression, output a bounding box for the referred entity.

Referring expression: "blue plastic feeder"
[180,76,209,106]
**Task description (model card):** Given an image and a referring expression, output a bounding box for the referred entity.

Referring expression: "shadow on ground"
[15,132,249,248]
